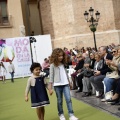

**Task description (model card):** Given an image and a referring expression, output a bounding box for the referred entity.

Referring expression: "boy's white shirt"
[8,64,15,72]
[53,64,69,86]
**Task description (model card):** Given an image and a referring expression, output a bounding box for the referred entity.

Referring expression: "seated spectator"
[64,47,71,56]
[42,58,50,77]
[70,49,75,56]
[89,46,113,98]
[84,52,95,69]
[65,55,72,69]
[71,56,77,66]
[104,47,120,94]
[82,53,96,97]
[75,46,79,53]
[71,54,84,90]
[75,52,91,93]
[72,48,78,55]
[81,47,86,53]
[106,79,120,104]
[107,49,120,109]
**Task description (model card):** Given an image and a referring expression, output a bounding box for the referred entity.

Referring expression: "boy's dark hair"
[30,62,42,72]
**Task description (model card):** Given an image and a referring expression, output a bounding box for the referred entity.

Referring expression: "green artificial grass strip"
[0,78,119,120]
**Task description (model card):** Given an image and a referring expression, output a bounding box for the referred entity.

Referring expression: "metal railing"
[0,15,12,27]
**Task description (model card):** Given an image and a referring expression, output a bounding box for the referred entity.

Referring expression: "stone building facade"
[0,0,120,49]
[0,0,24,38]
[39,0,120,49]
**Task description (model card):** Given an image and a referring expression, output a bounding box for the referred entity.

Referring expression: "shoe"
[116,101,120,105]
[69,115,78,120]
[101,98,106,102]
[82,92,91,97]
[110,101,119,105]
[76,90,82,93]
[96,92,104,98]
[106,98,119,103]
[71,87,77,90]
[59,114,66,120]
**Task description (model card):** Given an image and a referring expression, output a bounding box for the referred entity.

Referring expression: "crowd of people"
[63,43,120,110]
[24,43,120,120]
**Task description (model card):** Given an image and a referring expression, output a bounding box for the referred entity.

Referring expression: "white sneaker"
[59,114,66,120]
[69,115,78,120]
[101,98,106,102]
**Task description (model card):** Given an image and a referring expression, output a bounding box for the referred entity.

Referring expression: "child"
[25,62,50,120]
[8,60,15,82]
[48,48,78,120]
[0,62,7,83]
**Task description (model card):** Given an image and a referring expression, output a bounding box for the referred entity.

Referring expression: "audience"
[42,58,50,77]
[61,44,120,111]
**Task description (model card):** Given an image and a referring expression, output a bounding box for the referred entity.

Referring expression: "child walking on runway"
[25,63,50,120]
[49,48,78,120]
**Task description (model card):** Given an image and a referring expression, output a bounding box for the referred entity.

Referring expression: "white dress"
[0,66,6,76]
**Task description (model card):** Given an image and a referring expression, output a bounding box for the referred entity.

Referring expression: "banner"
[32,35,52,64]
[0,37,32,79]
[0,34,52,79]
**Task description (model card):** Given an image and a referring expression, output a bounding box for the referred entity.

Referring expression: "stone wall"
[40,0,120,49]
[112,0,120,30]
[0,0,24,38]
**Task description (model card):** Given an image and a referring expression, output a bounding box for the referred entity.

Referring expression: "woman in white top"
[0,62,7,83]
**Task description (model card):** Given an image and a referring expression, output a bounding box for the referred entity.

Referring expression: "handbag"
[105,90,113,100]
[83,68,93,78]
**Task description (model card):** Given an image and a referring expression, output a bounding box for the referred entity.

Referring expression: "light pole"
[29,37,36,63]
[84,7,100,51]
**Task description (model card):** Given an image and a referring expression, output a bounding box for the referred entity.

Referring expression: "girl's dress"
[0,66,6,76]
[30,76,50,108]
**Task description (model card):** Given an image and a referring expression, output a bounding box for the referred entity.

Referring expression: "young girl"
[49,48,78,120]
[0,62,7,83]
[25,63,50,120]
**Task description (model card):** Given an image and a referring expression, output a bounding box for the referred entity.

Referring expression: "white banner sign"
[32,35,52,64]
[0,34,52,79]
[0,37,32,79]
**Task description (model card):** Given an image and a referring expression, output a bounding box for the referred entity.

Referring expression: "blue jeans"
[54,85,74,116]
[10,72,14,82]
[103,77,115,93]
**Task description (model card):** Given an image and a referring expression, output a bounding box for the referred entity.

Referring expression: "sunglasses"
[112,51,116,53]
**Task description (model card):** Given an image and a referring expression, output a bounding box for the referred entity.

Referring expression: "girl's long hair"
[50,48,68,66]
